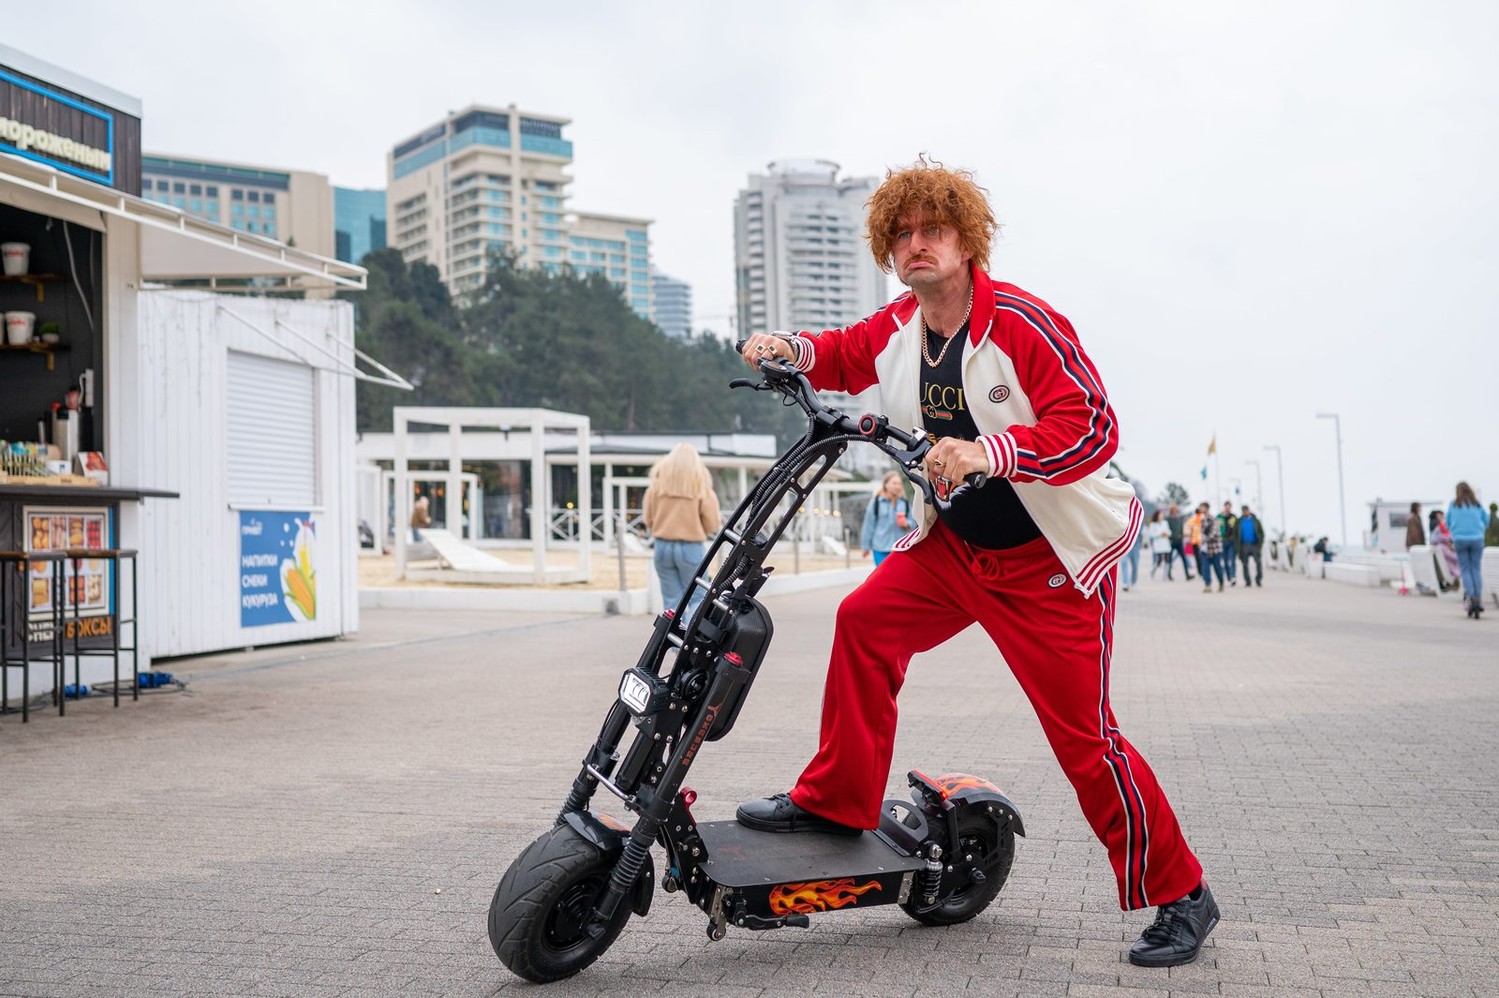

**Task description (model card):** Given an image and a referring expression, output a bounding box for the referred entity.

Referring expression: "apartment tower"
[141,154,335,257]
[733,159,886,339]
[387,104,573,297]
[567,210,653,319]
[650,268,693,339]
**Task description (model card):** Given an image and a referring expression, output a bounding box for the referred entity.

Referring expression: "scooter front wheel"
[901,810,1015,927]
[488,825,633,983]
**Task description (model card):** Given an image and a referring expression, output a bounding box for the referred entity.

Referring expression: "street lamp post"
[1245,459,1262,512]
[1263,444,1287,540]
[1315,412,1348,548]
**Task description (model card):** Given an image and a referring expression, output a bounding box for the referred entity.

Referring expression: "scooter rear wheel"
[488,825,633,983]
[901,810,1016,927]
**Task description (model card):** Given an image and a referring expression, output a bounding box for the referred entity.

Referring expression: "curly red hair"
[866,157,996,274]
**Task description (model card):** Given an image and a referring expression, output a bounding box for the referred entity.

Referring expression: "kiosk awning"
[0,152,366,290]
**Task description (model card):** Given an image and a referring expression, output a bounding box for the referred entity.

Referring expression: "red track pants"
[789,523,1203,910]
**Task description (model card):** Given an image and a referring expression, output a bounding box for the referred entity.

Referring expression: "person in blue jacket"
[859,471,912,567]
[1447,480,1490,617]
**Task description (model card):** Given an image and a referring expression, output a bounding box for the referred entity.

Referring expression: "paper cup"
[5,311,37,345]
[1,242,30,276]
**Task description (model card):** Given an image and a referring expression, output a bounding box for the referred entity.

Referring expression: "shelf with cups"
[1,273,64,303]
[0,342,69,371]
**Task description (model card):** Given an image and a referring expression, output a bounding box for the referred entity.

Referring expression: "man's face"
[892,211,970,291]
[1169,504,1179,515]
[1223,503,1232,514]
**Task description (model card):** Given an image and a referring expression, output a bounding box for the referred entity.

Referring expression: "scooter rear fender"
[909,770,1026,837]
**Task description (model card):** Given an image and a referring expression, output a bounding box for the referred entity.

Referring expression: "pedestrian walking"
[1429,510,1461,591]
[643,443,721,613]
[1194,503,1225,591]
[1237,504,1265,587]
[1447,482,1489,617]
[1405,502,1426,549]
[1147,508,1172,578]
[860,471,913,567]
[1166,503,1194,580]
[409,495,431,542]
[1218,502,1239,586]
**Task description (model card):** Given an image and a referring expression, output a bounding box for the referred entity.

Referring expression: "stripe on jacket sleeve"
[793,333,816,373]
[994,292,1114,480]
[1078,495,1144,592]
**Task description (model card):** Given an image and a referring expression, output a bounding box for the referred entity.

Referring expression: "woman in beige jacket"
[642,443,721,612]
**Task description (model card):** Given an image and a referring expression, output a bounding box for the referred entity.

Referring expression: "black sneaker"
[1128,882,1220,967]
[735,793,863,835]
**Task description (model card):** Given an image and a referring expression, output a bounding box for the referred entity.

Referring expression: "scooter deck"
[695,819,926,889]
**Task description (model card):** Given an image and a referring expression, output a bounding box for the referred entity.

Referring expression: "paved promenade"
[2,571,1495,997]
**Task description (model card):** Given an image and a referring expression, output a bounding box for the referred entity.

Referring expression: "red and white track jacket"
[789,263,1142,596]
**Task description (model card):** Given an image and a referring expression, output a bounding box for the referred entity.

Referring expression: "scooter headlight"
[618,668,669,718]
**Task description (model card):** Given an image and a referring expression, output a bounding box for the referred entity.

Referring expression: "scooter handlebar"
[730,343,987,508]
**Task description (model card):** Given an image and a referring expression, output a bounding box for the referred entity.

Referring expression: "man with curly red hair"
[739,157,1217,967]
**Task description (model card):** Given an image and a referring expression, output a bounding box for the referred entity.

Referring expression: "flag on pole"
[1207,434,1217,456]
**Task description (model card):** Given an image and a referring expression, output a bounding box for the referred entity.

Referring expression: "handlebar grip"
[966,472,988,490]
[735,338,748,352]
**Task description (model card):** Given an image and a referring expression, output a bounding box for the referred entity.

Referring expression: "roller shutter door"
[226,351,317,506]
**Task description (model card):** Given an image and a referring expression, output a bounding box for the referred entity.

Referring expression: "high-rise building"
[141,154,334,257]
[733,159,887,339]
[567,211,653,319]
[334,187,387,264]
[386,104,573,297]
[651,268,692,339]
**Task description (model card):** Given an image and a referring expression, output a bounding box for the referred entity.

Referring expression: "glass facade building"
[334,187,387,264]
[651,268,692,339]
[389,104,651,306]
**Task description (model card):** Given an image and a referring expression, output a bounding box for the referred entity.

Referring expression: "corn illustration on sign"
[239,512,317,627]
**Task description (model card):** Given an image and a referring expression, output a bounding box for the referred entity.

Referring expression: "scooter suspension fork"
[557,612,680,823]
[587,650,754,934]
[557,702,632,823]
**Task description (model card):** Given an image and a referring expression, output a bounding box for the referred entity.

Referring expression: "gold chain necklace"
[920,291,973,368]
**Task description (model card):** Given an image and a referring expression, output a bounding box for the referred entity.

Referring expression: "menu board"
[22,505,113,641]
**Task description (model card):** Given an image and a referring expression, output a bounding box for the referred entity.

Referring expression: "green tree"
[348,248,813,446]
[1158,481,1192,508]
[343,249,472,430]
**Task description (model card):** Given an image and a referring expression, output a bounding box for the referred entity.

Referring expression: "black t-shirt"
[921,322,1043,550]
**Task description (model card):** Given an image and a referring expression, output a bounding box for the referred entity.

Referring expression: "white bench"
[1322,563,1381,587]
[1332,551,1407,583]
[1406,545,1443,596]
[1484,547,1499,607]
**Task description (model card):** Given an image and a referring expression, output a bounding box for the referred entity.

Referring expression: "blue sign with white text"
[239,511,318,628]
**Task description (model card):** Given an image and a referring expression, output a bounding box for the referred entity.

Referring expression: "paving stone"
[1,579,1495,997]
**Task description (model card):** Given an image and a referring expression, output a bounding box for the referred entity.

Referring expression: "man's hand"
[740,334,791,369]
[924,438,990,492]
[861,549,870,559]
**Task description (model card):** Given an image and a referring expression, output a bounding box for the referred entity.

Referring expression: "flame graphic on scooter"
[768,878,881,915]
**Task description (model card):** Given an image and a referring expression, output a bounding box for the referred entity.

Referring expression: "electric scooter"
[487,353,1025,983]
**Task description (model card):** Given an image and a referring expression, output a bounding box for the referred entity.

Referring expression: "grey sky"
[15,0,1496,542]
